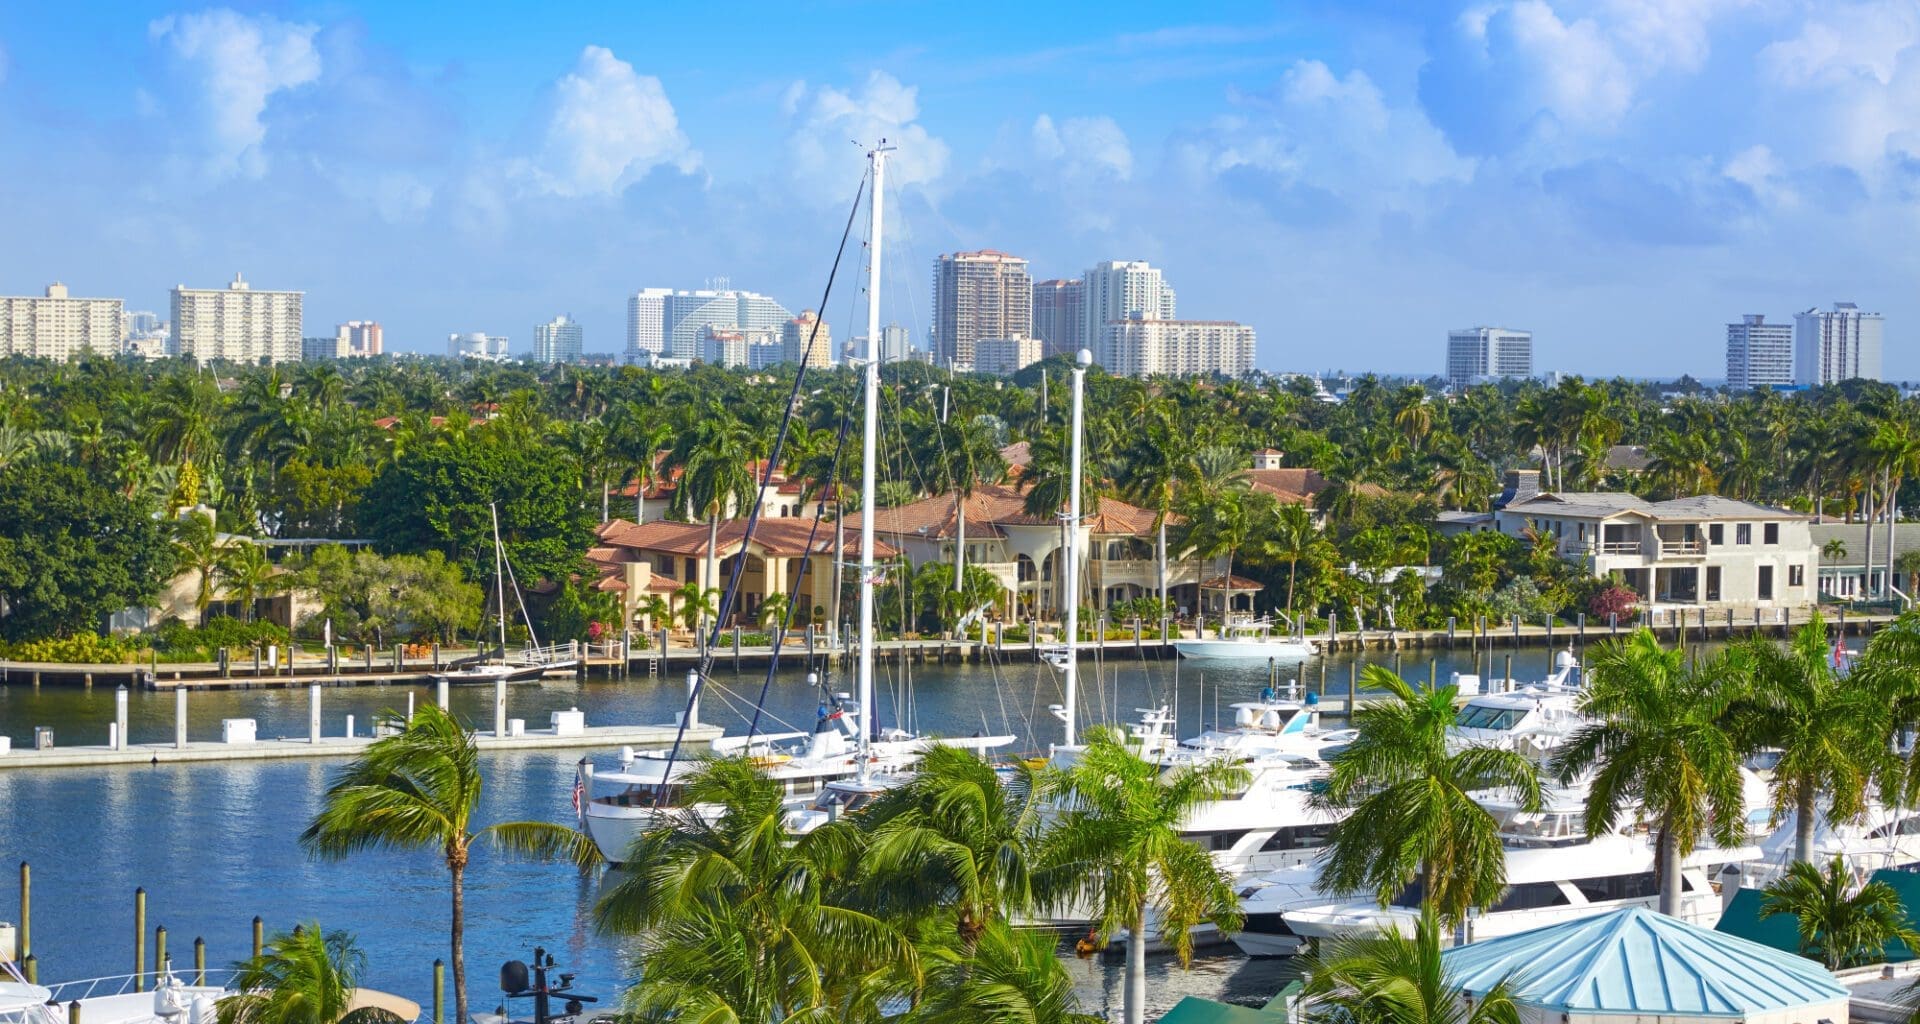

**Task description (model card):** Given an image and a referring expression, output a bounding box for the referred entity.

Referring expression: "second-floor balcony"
[1659,538,1707,557]
[1600,540,1642,555]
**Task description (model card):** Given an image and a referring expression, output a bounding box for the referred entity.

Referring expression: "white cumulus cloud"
[1029,114,1133,182]
[783,71,949,203]
[1178,59,1471,224]
[1757,2,1920,184]
[524,45,696,198]
[150,9,321,179]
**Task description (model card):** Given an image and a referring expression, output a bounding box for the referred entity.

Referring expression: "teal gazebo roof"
[1441,907,1848,1017]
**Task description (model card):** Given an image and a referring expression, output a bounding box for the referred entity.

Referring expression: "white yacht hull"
[434,660,577,685]
[1174,639,1314,660]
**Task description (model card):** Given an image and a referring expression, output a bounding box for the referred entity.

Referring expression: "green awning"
[1158,982,1297,1024]
[1717,870,1919,963]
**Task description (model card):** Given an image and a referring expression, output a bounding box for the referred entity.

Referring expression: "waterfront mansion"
[1440,471,1817,614]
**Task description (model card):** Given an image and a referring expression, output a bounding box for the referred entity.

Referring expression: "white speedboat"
[1448,661,1589,758]
[1173,620,1314,660]
[1280,832,1758,945]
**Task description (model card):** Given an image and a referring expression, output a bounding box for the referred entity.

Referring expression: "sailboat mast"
[858,145,891,780]
[490,502,508,659]
[1063,348,1089,746]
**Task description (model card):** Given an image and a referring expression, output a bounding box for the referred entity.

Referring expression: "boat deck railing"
[40,968,238,1003]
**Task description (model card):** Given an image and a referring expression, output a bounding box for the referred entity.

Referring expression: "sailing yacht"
[577,145,1011,861]
[435,503,578,684]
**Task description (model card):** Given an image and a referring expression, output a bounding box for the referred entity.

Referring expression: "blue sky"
[1,1,1916,378]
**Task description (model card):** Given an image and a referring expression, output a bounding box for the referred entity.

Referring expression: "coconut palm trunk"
[1156,518,1168,615]
[1125,913,1148,1024]
[1656,824,1682,916]
[448,844,469,1024]
[1796,784,1818,867]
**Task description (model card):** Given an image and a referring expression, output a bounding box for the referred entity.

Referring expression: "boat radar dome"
[1076,348,1092,367]
[1555,647,1577,670]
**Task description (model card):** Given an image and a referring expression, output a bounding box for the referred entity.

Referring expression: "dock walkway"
[0,722,723,770]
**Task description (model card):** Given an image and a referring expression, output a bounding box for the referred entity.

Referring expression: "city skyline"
[0,4,1916,376]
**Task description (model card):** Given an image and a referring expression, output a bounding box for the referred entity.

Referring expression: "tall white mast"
[1063,348,1090,746]
[489,502,507,661]
[858,144,892,780]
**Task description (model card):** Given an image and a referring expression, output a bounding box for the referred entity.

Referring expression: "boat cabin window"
[1259,823,1337,852]
[611,784,685,807]
[1869,816,1920,839]
[1188,830,1252,852]
[1455,704,1526,731]
[1390,880,1425,909]
[1489,882,1571,913]
[1571,872,1658,903]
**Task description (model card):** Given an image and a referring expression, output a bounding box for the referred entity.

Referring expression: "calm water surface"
[0,645,1586,1019]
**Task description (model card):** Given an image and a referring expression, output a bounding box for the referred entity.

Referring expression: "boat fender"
[190,997,218,1024]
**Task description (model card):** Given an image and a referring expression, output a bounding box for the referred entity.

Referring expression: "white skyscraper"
[1081,260,1175,364]
[878,323,911,364]
[663,289,793,359]
[931,251,1031,371]
[534,314,584,364]
[1446,327,1532,387]
[1794,302,1882,385]
[0,283,123,360]
[171,274,303,364]
[1726,314,1793,390]
[1103,319,1254,378]
[973,335,1043,375]
[625,287,671,362]
[449,332,510,361]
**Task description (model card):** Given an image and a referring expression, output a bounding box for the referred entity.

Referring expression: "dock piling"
[114,686,128,752]
[494,677,507,739]
[433,959,445,1024]
[436,678,449,711]
[193,938,205,984]
[68,1000,78,1024]
[133,888,145,991]
[308,685,322,744]
[17,862,27,964]
[252,916,263,959]
[345,714,354,738]
[20,954,32,984]
[175,687,187,749]
[155,926,166,981]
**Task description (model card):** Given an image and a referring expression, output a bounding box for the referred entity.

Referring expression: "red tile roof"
[594,516,894,559]
[847,483,1165,539]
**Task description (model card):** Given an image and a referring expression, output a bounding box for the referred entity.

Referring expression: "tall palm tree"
[596,757,916,1023]
[172,512,226,621]
[1269,500,1324,619]
[675,416,758,599]
[1316,666,1542,924]
[1729,615,1895,864]
[1044,728,1246,1024]
[905,920,1101,1024]
[216,924,400,1024]
[1760,856,1920,970]
[1300,904,1522,1024]
[671,580,718,633]
[1116,400,1194,610]
[931,413,1008,593]
[300,703,598,1024]
[1175,486,1277,619]
[1552,630,1749,914]
[217,542,282,623]
[859,747,1050,947]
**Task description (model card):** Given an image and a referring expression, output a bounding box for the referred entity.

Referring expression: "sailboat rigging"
[434,502,579,684]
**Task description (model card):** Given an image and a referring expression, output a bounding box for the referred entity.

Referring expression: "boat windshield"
[1455,704,1526,731]
[813,788,875,813]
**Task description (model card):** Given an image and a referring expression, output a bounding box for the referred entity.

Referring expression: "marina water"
[0,645,1598,1019]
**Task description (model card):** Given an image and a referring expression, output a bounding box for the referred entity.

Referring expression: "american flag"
[571,766,585,817]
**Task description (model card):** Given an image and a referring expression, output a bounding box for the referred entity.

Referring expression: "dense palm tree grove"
[4,353,1915,645]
